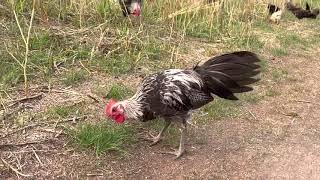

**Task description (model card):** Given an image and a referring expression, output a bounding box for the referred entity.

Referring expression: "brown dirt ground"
[1,45,320,179]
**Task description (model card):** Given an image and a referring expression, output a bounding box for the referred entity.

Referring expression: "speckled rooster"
[106,51,261,158]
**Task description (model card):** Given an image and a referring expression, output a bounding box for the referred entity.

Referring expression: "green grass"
[280,32,308,50]
[91,54,136,75]
[0,0,274,90]
[69,122,136,156]
[62,69,88,86]
[203,98,241,119]
[272,69,288,82]
[14,112,33,126]
[0,61,22,89]
[266,89,280,97]
[254,21,274,33]
[259,57,269,73]
[224,34,265,52]
[240,92,264,104]
[47,105,82,119]
[105,84,134,100]
[270,48,288,57]
[146,120,180,146]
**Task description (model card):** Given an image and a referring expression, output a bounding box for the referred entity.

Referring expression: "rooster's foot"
[145,133,162,146]
[161,148,186,159]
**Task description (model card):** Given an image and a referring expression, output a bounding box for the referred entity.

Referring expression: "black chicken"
[286,1,319,19]
[106,51,261,158]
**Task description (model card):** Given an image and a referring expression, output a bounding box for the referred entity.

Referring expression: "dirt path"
[1,50,320,179]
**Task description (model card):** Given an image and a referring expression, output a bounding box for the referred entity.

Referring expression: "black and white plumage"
[118,0,142,17]
[106,51,261,158]
[268,3,281,15]
[267,3,283,24]
[286,1,319,19]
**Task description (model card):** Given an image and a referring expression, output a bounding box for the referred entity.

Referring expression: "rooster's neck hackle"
[120,96,144,120]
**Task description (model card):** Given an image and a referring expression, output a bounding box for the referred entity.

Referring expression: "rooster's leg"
[147,120,171,146]
[161,122,186,159]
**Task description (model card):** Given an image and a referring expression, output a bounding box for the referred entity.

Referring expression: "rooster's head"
[105,99,125,123]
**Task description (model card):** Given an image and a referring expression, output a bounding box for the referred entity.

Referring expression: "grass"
[272,68,288,82]
[266,89,280,97]
[254,21,274,33]
[0,60,22,89]
[0,0,268,88]
[146,120,180,146]
[203,98,241,119]
[69,122,136,156]
[62,69,88,86]
[105,84,133,100]
[279,32,309,51]
[2,0,320,158]
[271,48,288,57]
[47,104,82,119]
[259,57,269,74]
[15,112,33,126]
[240,92,264,104]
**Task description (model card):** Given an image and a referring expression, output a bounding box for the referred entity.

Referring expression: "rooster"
[106,51,261,158]
[119,0,142,17]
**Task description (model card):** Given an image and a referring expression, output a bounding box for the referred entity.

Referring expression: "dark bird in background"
[105,51,261,158]
[119,0,142,17]
[286,1,319,19]
[268,3,281,15]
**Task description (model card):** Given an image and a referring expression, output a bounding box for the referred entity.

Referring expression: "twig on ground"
[294,100,320,106]
[80,61,91,74]
[87,173,104,177]
[0,93,7,112]
[32,148,43,166]
[1,115,86,139]
[55,115,87,124]
[40,88,65,93]
[247,110,257,120]
[54,130,65,138]
[12,152,22,173]
[87,93,100,103]
[0,123,45,140]
[8,93,43,107]
[6,149,58,154]
[0,138,55,149]
[1,157,32,177]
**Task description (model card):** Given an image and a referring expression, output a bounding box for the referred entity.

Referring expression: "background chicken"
[268,2,285,24]
[118,0,142,17]
[286,1,319,19]
[270,9,283,24]
[106,51,261,158]
[268,3,281,15]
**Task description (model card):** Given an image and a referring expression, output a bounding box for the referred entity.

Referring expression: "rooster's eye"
[112,107,116,112]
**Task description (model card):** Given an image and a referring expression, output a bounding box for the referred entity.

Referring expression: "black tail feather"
[194,51,261,100]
